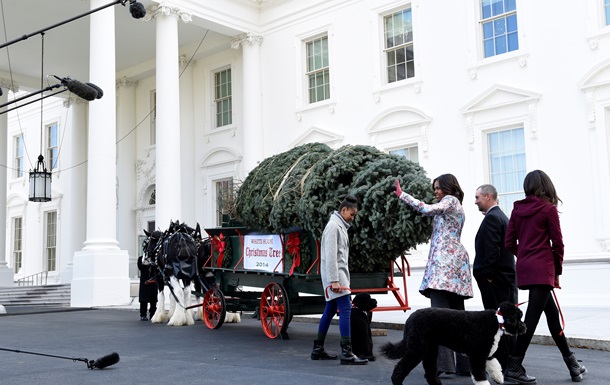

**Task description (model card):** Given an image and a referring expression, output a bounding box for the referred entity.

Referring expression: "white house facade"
[1,0,609,309]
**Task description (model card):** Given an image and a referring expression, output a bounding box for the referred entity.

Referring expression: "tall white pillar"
[179,55,196,226]
[116,77,138,278]
[0,80,14,286]
[71,0,129,307]
[147,4,192,228]
[232,33,264,174]
[59,97,87,284]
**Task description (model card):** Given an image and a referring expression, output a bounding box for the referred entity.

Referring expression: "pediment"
[581,59,610,90]
[461,85,541,114]
[290,127,343,148]
[367,107,431,134]
[200,147,242,168]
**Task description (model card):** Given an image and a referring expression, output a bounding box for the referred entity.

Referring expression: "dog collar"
[496,309,505,336]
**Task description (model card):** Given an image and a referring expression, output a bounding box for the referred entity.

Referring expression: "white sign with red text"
[243,235,284,272]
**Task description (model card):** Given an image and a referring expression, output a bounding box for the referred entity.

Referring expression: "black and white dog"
[381,301,527,385]
[351,292,378,361]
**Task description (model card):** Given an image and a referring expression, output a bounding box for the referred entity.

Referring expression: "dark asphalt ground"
[0,308,608,385]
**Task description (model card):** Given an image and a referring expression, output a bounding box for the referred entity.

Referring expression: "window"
[384,8,414,83]
[214,68,232,127]
[47,123,58,170]
[390,146,419,163]
[14,135,24,178]
[149,189,156,205]
[150,90,156,145]
[306,35,330,103]
[487,127,526,214]
[216,178,234,226]
[12,217,22,274]
[45,211,57,271]
[481,0,518,58]
[606,0,610,26]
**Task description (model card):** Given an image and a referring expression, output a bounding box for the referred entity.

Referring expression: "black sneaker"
[140,316,148,321]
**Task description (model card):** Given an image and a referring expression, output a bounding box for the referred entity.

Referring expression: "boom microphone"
[87,352,120,369]
[53,76,98,101]
[86,82,104,99]
[129,0,147,19]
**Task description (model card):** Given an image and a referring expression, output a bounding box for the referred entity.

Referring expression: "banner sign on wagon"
[243,234,284,272]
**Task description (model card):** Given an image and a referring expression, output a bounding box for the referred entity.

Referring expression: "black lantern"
[29,154,52,202]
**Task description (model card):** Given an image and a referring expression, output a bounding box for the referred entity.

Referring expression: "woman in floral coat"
[394,173,473,376]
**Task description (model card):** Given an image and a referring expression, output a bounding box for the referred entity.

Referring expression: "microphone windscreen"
[86,82,104,99]
[64,79,98,101]
[91,352,120,369]
[129,2,147,19]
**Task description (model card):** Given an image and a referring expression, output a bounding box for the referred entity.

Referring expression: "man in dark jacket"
[137,255,158,321]
[474,184,517,370]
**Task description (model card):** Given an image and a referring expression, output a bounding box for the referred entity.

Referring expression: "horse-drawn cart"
[199,227,412,339]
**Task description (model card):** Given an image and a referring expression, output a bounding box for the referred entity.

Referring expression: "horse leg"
[168,276,187,326]
[151,288,166,323]
[184,282,195,325]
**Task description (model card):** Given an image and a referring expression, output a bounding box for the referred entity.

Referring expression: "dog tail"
[379,340,405,360]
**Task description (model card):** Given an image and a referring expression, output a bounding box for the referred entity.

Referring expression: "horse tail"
[379,340,406,360]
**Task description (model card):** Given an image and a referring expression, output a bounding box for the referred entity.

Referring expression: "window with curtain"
[216,178,234,226]
[14,135,24,178]
[214,68,232,127]
[306,35,330,103]
[481,0,518,58]
[384,7,414,83]
[45,211,57,271]
[487,127,526,214]
[47,123,58,170]
[12,217,22,274]
[390,145,419,163]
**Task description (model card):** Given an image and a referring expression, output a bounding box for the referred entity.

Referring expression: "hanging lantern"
[29,154,52,202]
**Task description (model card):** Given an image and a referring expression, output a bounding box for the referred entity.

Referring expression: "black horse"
[143,220,212,326]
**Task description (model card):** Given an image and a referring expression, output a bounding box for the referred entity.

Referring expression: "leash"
[325,285,351,299]
[552,289,566,336]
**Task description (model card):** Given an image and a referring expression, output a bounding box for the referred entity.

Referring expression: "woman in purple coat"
[504,170,586,384]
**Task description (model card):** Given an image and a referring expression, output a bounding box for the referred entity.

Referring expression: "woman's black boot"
[504,356,537,384]
[563,352,587,382]
[339,341,368,365]
[310,340,337,360]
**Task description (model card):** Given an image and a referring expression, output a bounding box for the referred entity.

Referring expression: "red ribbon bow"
[286,233,301,275]
[212,233,226,267]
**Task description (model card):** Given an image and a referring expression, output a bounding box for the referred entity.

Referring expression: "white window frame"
[485,126,526,214]
[14,134,24,179]
[213,66,233,128]
[389,145,420,163]
[294,25,336,112]
[215,178,234,226]
[44,211,57,272]
[12,217,23,274]
[465,0,528,74]
[305,35,331,104]
[584,0,610,48]
[46,122,59,170]
[383,6,415,84]
[480,0,519,59]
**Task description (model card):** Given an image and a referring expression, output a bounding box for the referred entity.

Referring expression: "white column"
[71,0,129,307]
[179,55,196,226]
[116,77,138,278]
[232,33,264,174]
[147,4,192,227]
[0,80,14,286]
[59,97,87,284]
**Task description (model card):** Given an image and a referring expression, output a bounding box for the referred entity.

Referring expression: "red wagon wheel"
[202,287,226,329]
[260,282,291,339]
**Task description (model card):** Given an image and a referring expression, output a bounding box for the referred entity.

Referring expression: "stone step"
[0,284,71,307]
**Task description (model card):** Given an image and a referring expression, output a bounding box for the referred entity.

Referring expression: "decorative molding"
[588,37,599,51]
[414,82,422,93]
[599,238,610,252]
[518,56,528,68]
[0,78,19,93]
[135,158,155,182]
[179,54,189,71]
[116,76,138,89]
[466,113,475,149]
[231,33,263,49]
[420,123,429,157]
[527,101,538,140]
[469,69,478,80]
[63,95,88,108]
[144,3,192,23]
[585,90,596,129]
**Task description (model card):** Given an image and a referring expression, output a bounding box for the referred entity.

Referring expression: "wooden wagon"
[198,227,412,339]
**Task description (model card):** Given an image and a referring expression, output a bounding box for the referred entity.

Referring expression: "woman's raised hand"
[394,180,403,197]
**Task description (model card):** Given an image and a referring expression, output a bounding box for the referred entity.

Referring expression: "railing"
[15,271,49,286]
